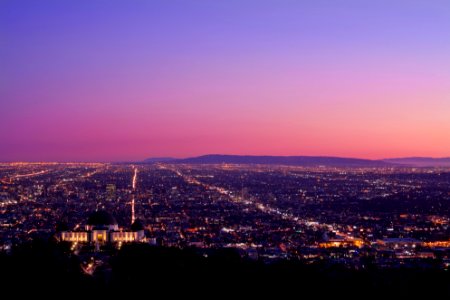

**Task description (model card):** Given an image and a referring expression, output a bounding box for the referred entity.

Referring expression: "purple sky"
[1,0,450,161]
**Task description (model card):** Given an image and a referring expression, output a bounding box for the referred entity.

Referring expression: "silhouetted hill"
[143,157,176,163]
[147,154,392,167]
[383,157,450,167]
[2,240,450,297]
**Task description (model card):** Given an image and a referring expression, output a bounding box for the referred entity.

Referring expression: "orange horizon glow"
[2,1,450,162]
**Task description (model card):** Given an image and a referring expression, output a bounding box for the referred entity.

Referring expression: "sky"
[1,0,450,162]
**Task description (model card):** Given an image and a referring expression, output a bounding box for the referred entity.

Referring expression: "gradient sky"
[1,0,450,162]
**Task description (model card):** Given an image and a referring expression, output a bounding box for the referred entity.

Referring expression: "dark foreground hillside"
[1,239,450,297]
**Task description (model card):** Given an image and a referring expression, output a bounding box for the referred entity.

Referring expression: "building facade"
[57,210,145,248]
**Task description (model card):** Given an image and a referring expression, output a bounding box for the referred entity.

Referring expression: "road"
[160,164,356,241]
[13,170,49,179]
[131,166,138,224]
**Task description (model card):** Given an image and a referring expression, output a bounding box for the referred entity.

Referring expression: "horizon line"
[1,153,450,164]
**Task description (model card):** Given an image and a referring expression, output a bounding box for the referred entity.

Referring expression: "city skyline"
[3,162,450,274]
[2,0,450,161]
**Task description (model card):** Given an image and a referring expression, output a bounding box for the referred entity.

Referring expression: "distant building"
[319,238,363,248]
[106,184,116,199]
[57,210,145,250]
[376,238,421,249]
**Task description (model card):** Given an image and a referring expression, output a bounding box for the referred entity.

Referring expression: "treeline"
[1,239,449,297]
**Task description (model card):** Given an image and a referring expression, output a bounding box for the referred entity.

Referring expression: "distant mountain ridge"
[383,157,450,167]
[143,157,176,163]
[144,155,450,167]
[144,154,390,167]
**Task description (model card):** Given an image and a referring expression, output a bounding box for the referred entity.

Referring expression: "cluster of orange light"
[111,232,137,242]
[61,232,89,242]
[319,239,364,248]
[423,241,450,248]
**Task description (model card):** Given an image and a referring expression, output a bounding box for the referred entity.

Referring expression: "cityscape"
[2,0,450,296]
[2,162,450,268]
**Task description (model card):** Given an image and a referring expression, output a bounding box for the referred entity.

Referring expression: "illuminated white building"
[57,210,145,249]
